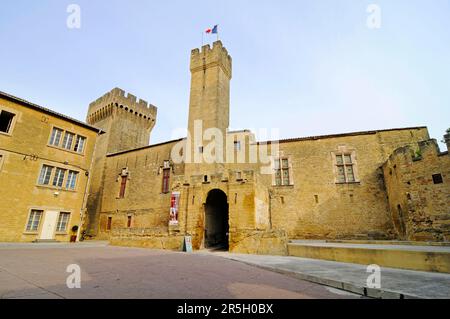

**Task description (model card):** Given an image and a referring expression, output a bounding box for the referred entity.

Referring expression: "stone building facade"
[0,91,102,242]
[1,41,448,252]
[81,41,448,254]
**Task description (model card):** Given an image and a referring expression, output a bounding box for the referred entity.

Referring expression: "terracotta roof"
[0,90,104,133]
[107,127,430,157]
[106,138,185,157]
[257,127,428,145]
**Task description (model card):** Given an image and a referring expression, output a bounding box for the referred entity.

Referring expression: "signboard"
[183,236,193,253]
[169,192,180,226]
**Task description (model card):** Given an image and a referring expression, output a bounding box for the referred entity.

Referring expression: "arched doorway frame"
[203,188,229,250]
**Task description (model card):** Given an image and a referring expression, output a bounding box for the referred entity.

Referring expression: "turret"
[87,88,157,154]
[85,88,157,237]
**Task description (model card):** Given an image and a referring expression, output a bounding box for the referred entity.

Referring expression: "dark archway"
[205,189,229,250]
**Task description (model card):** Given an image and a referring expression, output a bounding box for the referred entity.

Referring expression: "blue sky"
[0,0,449,147]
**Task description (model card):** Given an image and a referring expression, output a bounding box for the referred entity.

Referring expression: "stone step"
[32,239,60,243]
[288,240,450,274]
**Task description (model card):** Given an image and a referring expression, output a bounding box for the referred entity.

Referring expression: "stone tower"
[185,41,232,179]
[85,88,157,236]
[86,88,157,154]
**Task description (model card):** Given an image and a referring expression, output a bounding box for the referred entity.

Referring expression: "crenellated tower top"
[87,88,157,126]
[190,41,232,79]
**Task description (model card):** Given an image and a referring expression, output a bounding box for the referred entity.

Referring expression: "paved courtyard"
[0,242,360,299]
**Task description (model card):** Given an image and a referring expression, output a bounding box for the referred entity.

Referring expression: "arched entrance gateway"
[204,189,229,250]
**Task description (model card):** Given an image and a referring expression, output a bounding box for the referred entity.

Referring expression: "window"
[0,110,15,133]
[66,171,79,190]
[26,210,43,232]
[62,132,75,150]
[107,217,112,231]
[162,168,170,193]
[234,141,241,151]
[119,175,127,198]
[52,168,66,187]
[38,165,54,185]
[49,128,63,146]
[432,174,443,185]
[336,154,356,183]
[199,146,204,153]
[39,165,78,190]
[274,157,291,186]
[56,212,70,232]
[49,128,86,154]
[127,216,132,228]
[74,135,86,153]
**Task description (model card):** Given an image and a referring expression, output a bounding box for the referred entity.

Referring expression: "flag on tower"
[205,25,218,34]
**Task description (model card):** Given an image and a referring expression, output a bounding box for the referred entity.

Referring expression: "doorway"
[39,211,58,240]
[205,189,229,250]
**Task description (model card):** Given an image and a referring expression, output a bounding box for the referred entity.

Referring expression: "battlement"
[190,41,232,79]
[387,139,448,166]
[87,88,157,125]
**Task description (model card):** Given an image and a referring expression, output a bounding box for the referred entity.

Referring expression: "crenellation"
[87,88,157,125]
[201,44,211,53]
[382,137,450,241]
[190,40,232,78]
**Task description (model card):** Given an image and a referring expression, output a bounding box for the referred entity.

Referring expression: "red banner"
[169,192,180,225]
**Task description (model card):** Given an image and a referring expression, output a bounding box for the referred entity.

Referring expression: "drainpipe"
[76,130,102,242]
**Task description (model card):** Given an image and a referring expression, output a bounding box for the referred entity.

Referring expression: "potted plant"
[70,225,79,243]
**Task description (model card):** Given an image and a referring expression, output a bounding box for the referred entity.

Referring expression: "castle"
[83,41,449,253]
[1,41,448,253]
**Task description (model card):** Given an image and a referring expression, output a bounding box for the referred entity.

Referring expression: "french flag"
[205,25,218,34]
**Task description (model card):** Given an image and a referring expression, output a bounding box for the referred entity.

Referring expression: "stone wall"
[263,127,430,240]
[95,126,436,251]
[383,139,450,241]
[96,139,184,240]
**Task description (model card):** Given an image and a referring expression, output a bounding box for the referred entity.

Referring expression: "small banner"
[169,192,180,226]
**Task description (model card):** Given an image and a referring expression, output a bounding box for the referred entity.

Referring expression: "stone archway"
[204,189,229,250]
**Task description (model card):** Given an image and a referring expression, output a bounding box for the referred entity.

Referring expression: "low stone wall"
[288,242,450,273]
[109,227,288,255]
[229,229,288,256]
[110,228,184,251]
